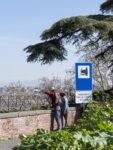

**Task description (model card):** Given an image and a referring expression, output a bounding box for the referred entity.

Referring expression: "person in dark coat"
[45,87,62,131]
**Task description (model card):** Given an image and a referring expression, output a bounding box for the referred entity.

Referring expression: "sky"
[0,0,105,86]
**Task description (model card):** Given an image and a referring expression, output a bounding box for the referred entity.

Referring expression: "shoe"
[55,128,61,131]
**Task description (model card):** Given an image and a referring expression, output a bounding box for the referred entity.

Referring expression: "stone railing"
[0,107,75,139]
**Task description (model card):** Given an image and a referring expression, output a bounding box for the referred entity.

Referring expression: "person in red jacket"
[45,87,61,131]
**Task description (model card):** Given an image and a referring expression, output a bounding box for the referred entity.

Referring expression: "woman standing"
[60,93,69,128]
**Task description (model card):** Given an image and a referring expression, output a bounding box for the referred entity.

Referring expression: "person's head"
[60,92,65,97]
[51,86,55,92]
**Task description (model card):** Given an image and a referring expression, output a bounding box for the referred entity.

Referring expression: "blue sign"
[75,63,92,91]
[75,63,92,103]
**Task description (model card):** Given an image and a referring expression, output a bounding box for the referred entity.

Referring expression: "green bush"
[14,128,113,150]
[14,100,113,150]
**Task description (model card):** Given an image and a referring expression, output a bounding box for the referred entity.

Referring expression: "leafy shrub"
[77,101,113,132]
[14,101,113,150]
[14,128,113,150]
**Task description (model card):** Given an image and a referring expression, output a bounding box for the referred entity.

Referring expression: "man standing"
[45,87,61,131]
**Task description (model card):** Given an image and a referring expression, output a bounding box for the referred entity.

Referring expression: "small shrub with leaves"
[14,100,113,150]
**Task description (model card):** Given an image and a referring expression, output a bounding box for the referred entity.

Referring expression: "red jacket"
[45,91,60,108]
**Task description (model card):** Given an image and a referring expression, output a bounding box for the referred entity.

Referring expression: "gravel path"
[0,138,20,150]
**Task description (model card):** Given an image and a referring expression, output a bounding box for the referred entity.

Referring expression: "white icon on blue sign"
[78,66,90,78]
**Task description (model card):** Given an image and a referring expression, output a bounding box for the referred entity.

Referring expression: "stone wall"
[0,108,75,139]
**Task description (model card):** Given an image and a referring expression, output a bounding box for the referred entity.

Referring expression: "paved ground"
[0,138,20,150]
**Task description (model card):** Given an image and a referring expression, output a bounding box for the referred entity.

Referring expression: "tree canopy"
[24,0,113,69]
[100,0,113,13]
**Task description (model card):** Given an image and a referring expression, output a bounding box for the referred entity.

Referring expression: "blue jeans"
[50,106,61,131]
[61,109,68,127]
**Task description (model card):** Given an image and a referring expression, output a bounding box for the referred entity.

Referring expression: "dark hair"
[60,92,65,97]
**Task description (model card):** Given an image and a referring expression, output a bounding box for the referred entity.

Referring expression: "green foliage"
[100,0,113,13]
[14,127,113,150]
[14,100,113,150]
[24,13,113,69]
[24,39,67,64]
[23,0,113,71]
[77,101,113,132]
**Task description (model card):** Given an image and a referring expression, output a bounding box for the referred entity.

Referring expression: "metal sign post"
[75,63,92,104]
